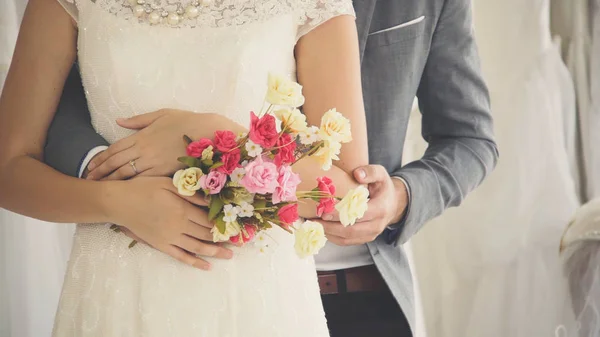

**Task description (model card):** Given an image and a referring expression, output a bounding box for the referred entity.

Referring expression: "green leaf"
[214,216,227,234]
[177,156,200,167]
[201,159,214,167]
[253,199,267,210]
[209,162,224,170]
[208,197,225,222]
[183,135,194,145]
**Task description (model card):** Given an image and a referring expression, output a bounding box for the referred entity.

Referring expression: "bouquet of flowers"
[172,74,369,258]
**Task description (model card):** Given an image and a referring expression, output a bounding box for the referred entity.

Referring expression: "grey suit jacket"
[45,0,499,334]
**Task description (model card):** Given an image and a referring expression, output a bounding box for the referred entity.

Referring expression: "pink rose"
[274,133,297,166]
[272,165,301,204]
[186,138,213,158]
[214,130,238,152]
[239,156,278,194]
[278,204,299,227]
[316,177,336,216]
[200,171,227,194]
[217,149,241,175]
[249,112,279,148]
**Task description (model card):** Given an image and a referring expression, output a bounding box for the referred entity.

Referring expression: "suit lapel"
[353,0,377,62]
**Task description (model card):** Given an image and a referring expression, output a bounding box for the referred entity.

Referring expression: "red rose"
[217,149,241,175]
[229,225,256,244]
[214,130,238,152]
[278,204,299,226]
[242,225,256,243]
[249,112,279,148]
[316,198,336,217]
[186,138,213,158]
[316,177,336,217]
[317,176,336,195]
[274,133,297,166]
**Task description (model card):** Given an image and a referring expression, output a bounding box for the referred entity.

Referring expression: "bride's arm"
[0,0,112,222]
[293,15,368,216]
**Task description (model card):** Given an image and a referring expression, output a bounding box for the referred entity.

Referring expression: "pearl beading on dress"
[126,0,213,26]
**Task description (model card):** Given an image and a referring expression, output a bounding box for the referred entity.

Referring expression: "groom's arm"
[44,63,109,177]
[392,0,499,243]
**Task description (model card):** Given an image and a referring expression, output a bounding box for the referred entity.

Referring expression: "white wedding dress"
[52,0,354,336]
[408,0,580,336]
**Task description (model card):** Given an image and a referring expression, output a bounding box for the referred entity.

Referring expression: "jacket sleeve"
[391,0,499,244]
[44,63,109,177]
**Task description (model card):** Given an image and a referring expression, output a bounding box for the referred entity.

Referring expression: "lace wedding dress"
[52,0,354,336]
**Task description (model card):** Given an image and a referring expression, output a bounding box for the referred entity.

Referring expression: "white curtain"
[0,1,76,336]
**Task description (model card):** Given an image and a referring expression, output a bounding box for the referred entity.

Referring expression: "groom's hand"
[319,165,408,246]
[105,177,233,270]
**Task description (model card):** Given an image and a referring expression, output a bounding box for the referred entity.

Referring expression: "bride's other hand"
[105,176,234,270]
[87,109,244,180]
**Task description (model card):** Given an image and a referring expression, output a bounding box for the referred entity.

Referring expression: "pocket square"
[368,16,425,36]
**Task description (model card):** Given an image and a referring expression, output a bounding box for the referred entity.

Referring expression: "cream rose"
[335,185,370,227]
[266,73,305,107]
[211,221,242,242]
[172,167,204,196]
[201,145,214,161]
[274,108,308,133]
[294,220,327,258]
[312,139,341,171]
[319,108,352,143]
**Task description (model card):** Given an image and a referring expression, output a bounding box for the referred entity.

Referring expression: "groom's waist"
[317,265,387,295]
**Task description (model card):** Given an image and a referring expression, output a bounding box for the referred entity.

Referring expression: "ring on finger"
[129,160,138,175]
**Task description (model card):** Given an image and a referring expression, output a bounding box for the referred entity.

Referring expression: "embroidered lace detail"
[62,0,354,29]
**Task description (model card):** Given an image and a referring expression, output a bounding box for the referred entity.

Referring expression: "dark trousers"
[322,289,412,337]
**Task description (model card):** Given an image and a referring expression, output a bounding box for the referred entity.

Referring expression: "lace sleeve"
[295,0,355,41]
[56,0,78,23]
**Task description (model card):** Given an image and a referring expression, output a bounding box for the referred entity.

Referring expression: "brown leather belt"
[317,265,388,295]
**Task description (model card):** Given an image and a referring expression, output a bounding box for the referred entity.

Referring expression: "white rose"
[211,221,241,242]
[299,126,321,145]
[172,167,204,196]
[274,108,308,134]
[294,220,327,258]
[266,73,305,107]
[201,145,214,161]
[312,139,341,171]
[319,109,352,143]
[335,185,370,227]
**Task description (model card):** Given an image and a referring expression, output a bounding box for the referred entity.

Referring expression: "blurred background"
[1,0,599,336]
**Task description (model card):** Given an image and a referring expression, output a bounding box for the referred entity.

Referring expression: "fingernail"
[116,118,125,123]
[225,250,234,259]
[86,175,94,180]
[88,162,96,170]
[323,214,333,221]
[357,169,366,179]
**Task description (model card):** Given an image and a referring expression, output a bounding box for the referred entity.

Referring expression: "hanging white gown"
[408,0,579,336]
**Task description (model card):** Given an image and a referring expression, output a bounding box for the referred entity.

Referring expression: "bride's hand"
[87,109,243,180]
[105,176,234,270]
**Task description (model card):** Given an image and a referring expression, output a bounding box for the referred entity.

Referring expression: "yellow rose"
[266,73,305,107]
[335,185,370,227]
[211,221,241,242]
[294,220,327,258]
[172,167,204,196]
[312,139,341,171]
[274,108,308,133]
[319,109,352,143]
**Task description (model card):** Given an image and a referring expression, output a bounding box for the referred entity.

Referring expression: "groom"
[45,0,497,336]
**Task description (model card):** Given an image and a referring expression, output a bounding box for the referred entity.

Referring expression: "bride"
[0,0,368,335]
